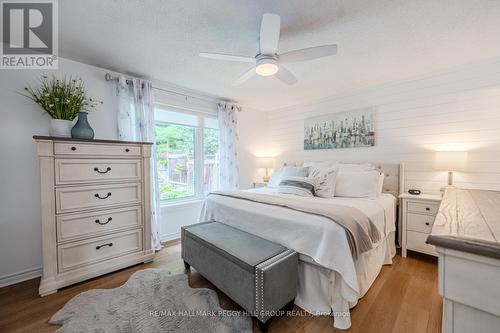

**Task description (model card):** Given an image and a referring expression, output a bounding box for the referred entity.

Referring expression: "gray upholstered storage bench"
[182,221,298,332]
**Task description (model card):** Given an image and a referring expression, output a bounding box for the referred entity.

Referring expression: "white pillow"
[268,168,283,188]
[309,167,339,198]
[334,170,383,199]
[335,163,376,172]
[281,166,310,177]
[277,176,316,197]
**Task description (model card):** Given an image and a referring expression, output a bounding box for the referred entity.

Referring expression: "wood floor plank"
[356,269,412,333]
[0,245,441,333]
[392,301,430,333]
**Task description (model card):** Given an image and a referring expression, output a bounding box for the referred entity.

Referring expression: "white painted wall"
[159,201,205,242]
[265,58,500,194]
[238,108,271,189]
[0,58,120,285]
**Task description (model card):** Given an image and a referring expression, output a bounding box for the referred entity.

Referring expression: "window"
[155,107,219,202]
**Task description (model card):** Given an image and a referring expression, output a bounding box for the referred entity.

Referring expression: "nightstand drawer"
[407,201,439,215]
[407,213,435,233]
[407,231,437,256]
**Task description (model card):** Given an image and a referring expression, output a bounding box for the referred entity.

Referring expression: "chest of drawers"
[34,136,155,296]
[400,193,442,257]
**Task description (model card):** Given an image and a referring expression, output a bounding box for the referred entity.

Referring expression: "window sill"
[160,197,205,209]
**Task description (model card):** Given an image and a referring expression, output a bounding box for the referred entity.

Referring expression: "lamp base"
[262,175,270,183]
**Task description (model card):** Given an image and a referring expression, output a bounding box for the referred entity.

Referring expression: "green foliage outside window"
[155,123,219,201]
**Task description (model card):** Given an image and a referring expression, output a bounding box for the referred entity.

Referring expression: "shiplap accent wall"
[267,58,500,194]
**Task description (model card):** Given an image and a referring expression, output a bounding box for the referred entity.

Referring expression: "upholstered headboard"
[282,161,404,198]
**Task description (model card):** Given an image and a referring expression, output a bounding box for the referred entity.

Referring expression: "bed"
[200,163,402,329]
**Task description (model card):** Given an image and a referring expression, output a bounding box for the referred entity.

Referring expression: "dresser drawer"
[57,229,143,273]
[54,142,141,157]
[57,206,142,243]
[407,201,439,215]
[407,213,435,233]
[55,159,142,185]
[56,183,141,214]
[407,230,437,256]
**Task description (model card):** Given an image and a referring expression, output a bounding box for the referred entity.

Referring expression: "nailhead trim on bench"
[254,249,296,321]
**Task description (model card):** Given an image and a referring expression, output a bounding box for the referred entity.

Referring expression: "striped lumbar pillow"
[277,176,316,197]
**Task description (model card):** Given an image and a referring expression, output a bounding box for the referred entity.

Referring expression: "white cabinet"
[34,136,155,296]
[400,193,441,257]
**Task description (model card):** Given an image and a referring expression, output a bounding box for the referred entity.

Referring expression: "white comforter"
[200,187,396,296]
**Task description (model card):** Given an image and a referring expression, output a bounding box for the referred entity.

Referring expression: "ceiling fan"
[199,13,338,86]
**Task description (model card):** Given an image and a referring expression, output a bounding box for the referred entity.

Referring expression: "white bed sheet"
[200,188,396,329]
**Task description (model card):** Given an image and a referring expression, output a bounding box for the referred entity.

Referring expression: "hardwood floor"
[0,242,442,333]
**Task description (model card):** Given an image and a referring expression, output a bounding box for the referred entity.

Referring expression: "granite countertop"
[427,187,500,260]
[33,135,153,145]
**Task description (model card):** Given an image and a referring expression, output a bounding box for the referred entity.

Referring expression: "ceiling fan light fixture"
[200,13,337,85]
[255,59,278,76]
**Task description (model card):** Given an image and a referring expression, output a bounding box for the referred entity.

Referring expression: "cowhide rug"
[49,268,253,333]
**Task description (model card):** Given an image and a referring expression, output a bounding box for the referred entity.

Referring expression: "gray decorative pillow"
[309,167,339,198]
[277,176,316,197]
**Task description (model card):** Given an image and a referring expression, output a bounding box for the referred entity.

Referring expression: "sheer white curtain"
[217,102,240,190]
[117,77,161,251]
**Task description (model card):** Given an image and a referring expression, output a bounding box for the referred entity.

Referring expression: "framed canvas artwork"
[304,108,375,150]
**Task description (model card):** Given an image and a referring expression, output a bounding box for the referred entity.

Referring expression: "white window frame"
[154,107,218,205]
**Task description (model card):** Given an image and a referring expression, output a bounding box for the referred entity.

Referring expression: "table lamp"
[435,151,468,186]
[257,157,274,183]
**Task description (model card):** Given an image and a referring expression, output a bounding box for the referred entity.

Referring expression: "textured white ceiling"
[59,0,500,110]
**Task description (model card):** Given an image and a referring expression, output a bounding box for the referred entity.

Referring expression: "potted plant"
[23,76,102,138]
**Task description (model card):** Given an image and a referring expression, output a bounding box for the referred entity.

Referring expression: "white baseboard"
[0,266,42,288]
[160,231,181,243]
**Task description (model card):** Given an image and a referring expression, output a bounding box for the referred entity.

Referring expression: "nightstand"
[399,193,442,257]
[253,182,267,188]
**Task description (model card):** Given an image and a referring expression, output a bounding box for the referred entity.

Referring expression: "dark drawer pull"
[425,222,430,226]
[125,148,130,152]
[94,167,111,174]
[95,217,112,225]
[71,146,76,151]
[96,243,113,250]
[425,207,430,211]
[94,192,112,199]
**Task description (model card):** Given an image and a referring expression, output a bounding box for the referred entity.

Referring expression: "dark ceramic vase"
[71,112,95,139]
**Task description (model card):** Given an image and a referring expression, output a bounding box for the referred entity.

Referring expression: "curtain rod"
[104,73,236,107]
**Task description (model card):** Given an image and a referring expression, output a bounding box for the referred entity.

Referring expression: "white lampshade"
[257,157,275,169]
[435,151,468,171]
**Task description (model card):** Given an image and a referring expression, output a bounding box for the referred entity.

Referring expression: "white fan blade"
[199,52,255,63]
[279,45,338,63]
[275,66,297,85]
[232,67,256,86]
[259,13,280,55]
